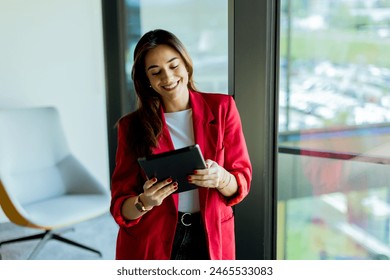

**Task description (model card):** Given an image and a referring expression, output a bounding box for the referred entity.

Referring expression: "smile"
[162,81,179,90]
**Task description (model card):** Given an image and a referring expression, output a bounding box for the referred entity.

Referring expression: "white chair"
[0,107,110,259]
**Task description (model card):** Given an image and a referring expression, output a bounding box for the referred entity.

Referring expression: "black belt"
[178,212,201,227]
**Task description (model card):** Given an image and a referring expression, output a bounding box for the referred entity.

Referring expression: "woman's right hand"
[139,177,178,209]
[121,177,178,220]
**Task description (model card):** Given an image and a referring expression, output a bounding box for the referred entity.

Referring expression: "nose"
[161,69,174,83]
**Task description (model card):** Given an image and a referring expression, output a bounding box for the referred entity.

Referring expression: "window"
[124,0,229,95]
[278,0,390,260]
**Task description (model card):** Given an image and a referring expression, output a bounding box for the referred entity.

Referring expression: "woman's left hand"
[188,159,224,189]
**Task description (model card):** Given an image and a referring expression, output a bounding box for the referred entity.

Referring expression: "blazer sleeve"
[222,96,252,206]
[110,117,143,228]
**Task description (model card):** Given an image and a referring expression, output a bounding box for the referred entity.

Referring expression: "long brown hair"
[131,29,197,156]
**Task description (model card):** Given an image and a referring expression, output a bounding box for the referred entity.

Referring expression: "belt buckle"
[180,212,192,226]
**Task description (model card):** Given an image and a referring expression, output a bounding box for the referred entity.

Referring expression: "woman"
[110,29,252,260]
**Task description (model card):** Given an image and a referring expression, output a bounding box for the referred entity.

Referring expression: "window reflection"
[278,0,390,260]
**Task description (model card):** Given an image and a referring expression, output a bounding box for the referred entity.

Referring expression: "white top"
[164,109,200,213]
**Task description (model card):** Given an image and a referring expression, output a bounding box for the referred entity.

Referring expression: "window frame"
[232,0,279,260]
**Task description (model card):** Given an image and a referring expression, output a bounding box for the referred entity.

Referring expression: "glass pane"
[124,0,228,95]
[278,0,390,260]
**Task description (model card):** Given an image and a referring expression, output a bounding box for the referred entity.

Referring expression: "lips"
[162,81,179,90]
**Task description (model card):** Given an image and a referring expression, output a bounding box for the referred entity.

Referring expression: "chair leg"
[27,231,53,260]
[52,234,102,257]
[0,229,102,259]
[0,232,47,246]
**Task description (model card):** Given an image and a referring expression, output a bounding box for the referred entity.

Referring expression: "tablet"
[137,144,206,193]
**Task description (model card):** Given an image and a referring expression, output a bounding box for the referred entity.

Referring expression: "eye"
[171,64,179,69]
[151,71,160,76]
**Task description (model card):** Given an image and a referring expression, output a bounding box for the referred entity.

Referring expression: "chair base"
[0,229,102,259]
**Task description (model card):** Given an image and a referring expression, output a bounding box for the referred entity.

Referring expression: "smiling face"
[145,44,190,112]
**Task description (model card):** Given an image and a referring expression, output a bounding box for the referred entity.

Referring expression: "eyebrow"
[146,57,179,71]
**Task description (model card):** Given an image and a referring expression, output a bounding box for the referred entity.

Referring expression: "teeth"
[164,82,178,90]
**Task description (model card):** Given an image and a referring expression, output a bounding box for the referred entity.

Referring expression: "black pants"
[170,212,209,260]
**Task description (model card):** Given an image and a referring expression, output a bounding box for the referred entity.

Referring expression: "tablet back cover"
[137,145,206,193]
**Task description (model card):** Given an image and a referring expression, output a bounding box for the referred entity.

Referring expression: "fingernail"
[167,178,173,183]
[193,170,198,174]
[173,182,178,187]
[152,178,158,183]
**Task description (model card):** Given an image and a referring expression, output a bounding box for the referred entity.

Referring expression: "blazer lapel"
[189,91,219,160]
[151,106,175,155]
[189,91,219,211]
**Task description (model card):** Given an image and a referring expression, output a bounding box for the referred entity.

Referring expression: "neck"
[162,90,190,113]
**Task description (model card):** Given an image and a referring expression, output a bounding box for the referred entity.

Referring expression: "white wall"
[0,0,109,222]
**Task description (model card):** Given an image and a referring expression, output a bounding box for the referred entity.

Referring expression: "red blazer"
[110,90,252,260]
